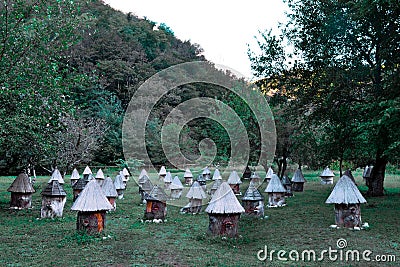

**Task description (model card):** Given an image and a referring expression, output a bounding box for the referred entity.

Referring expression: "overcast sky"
[103,0,288,80]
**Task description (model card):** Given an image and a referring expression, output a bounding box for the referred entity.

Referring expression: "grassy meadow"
[0,168,399,267]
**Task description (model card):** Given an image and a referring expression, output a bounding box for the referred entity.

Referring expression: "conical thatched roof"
[141,179,154,192]
[291,169,306,183]
[265,174,286,193]
[325,175,367,204]
[211,178,222,190]
[42,180,67,196]
[242,182,264,201]
[122,168,130,177]
[205,182,245,214]
[164,172,173,183]
[170,176,183,190]
[243,166,252,178]
[212,169,222,180]
[145,185,168,202]
[71,180,113,211]
[101,177,118,198]
[265,167,274,179]
[138,174,150,185]
[83,166,92,175]
[202,167,211,175]
[139,169,149,179]
[114,175,126,190]
[72,177,88,190]
[184,168,193,178]
[95,169,105,179]
[8,173,35,193]
[120,171,128,182]
[70,168,80,181]
[48,168,65,184]
[159,166,167,176]
[281,176,291,186]
[320,167,335,178]
[186,181,207,200]
[227,171,242,185]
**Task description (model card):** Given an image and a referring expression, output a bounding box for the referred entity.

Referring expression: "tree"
[0,0,88,174]
[249,0,400,196]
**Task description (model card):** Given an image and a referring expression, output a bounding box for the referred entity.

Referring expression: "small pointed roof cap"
[139,169,149,179]
[122,168,130,176]
[170,176,183,189]
[291,169,306,183]
[186,181,207,200]
[202,167,211,175]
[71,180,113,211]
[326,175,367,204]
[159,166,167,176]
[184,168,193,178]
[320,167,335,177]
[70,168,80,180]
[83,166,92,175]
[101,177,118,198]
[48,168,64,184]
[42,180,67,196]
[95,169,105,179]
[242,181,264,201]
[212,169,222,180]
[265,174,286,193]
[227,171,242,184]
[205,182,245,214]
[8,173,35,193]
[164,172,173,183]
[265,167,274,178]
[145,185,168,202]
[114,174,126,190]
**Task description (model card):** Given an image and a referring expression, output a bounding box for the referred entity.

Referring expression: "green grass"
[0,170,399,266]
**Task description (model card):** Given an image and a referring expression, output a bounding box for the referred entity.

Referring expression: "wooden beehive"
[144,185,168,221]
[184,168,193,186]
[158,166,167,180]
[242,181,264,217]
[291,168,306,192]
[227,171,242,195]
[164,172,173,189]
[170,176,183,199]
[41,179,67,218]
[320,167,335,184]
[210,178,222,197]
[205,182,245,237]
[264,174,286,207]
[185,181,207,214]
[265,167,274,183]
[72,176,89,201]
[325,175,367,228]
[242,166,252,179]
[7,173,35,209]
[48,168,65,184]
[71,180,113,234]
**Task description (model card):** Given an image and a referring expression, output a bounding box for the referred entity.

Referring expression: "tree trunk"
[366,156,387,196]
[339,157,343,177]
[280,156,287,179]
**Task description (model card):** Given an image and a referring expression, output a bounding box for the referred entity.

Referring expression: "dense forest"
[0,0,263,175]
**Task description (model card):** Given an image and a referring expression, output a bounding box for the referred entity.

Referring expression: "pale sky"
[103,0,288,80]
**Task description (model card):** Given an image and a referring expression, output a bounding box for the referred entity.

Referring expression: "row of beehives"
[5,165,369,237]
